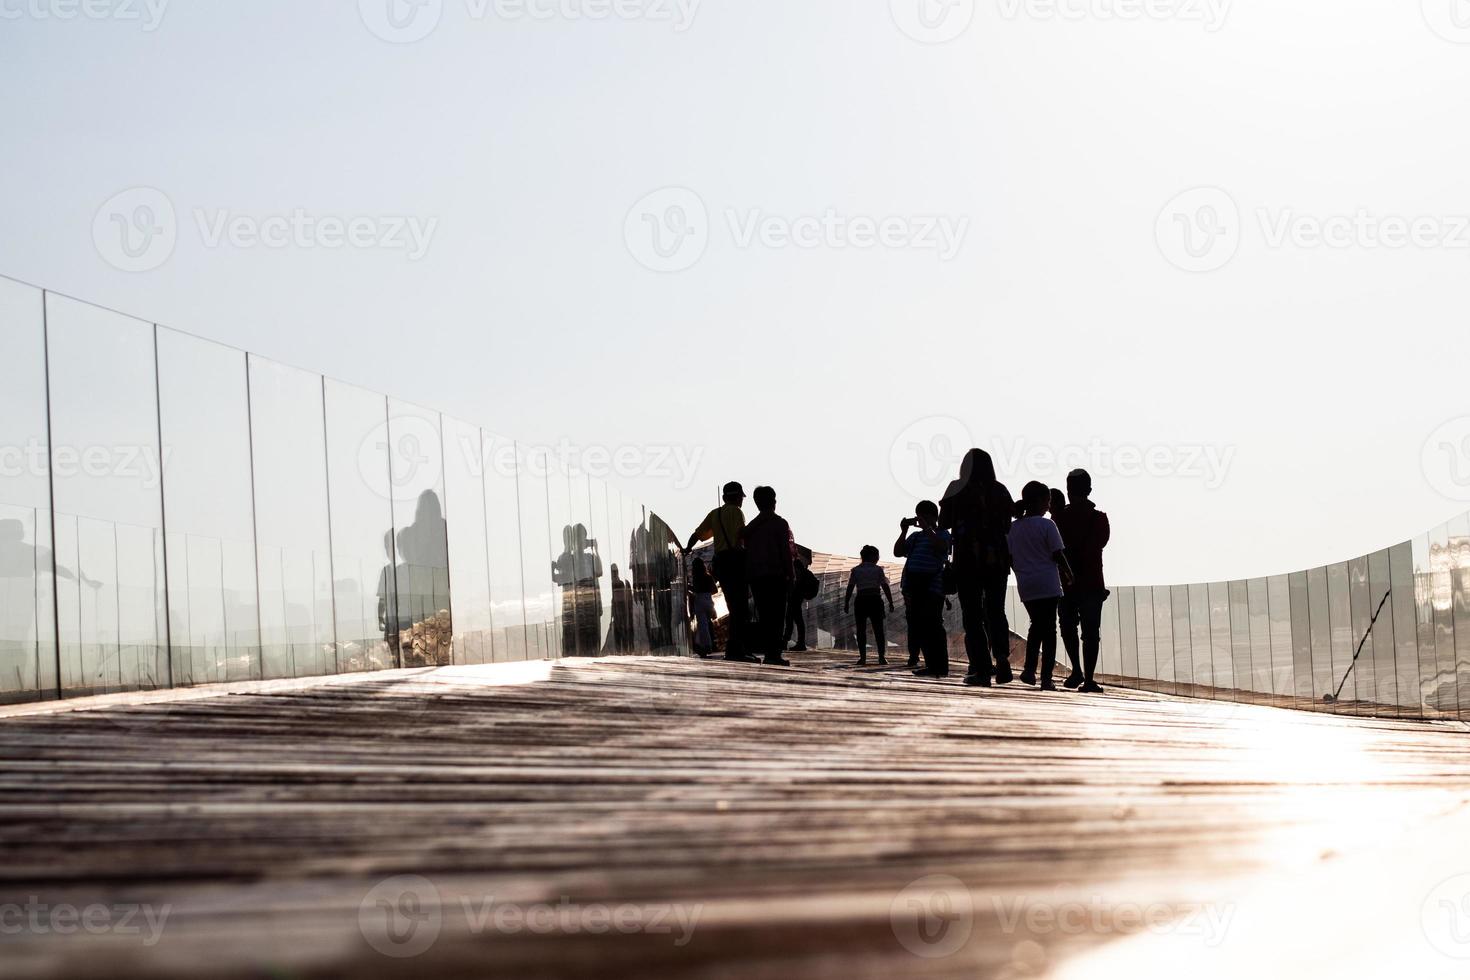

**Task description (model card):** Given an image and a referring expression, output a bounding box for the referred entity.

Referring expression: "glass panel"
[1117,586,1138,680]
[1207,582,1231,700]
[1170,584,1192,694]
[604,483,637,654]
[1346,555,1372,713]
[648,509,685,654]
[1288,571,1312,707]
[0,278,57,701]
[442,415,491,665]
[1247,577,1272,696]
[1389,541,1422,717]
[1188,583,1211,695]
[1134,586,1155,682]
[518,446,555,660]
[157,328,260,685]
[387,400,450,667]
[1307,566,1332,709]
[551,470,598,658]
[45,294,167,694]
[1267,574,1293,702]
[1228,580,1251,699]
[1450,514,1470,722]
[1153,585,1174,694]
[324,380,395,673]
[1426,526,1459,718]
[483,432,524,661]
[588,478,615,655]
[249,356,335,680]
[1367,548,1398,715]
[1098,588,1120,678]
[1325,562,1354,714]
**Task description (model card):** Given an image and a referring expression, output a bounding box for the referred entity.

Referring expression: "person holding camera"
[894,500,952,678]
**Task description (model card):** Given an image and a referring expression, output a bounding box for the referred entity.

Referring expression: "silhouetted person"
[1009,481,1074,691]
[609,563,635,652]
[939,449,1015,687]
[784,547,816,652]
[398,490,452,665]
[687,483,753,662]
[895,500,952,678]
[688,557,717,657]
[845,545,894,666]
[376,529,408,663]
[1054,468,1111,694]
[745,486,795,666]
[1048,487,1067,520]
[553,523,603,657]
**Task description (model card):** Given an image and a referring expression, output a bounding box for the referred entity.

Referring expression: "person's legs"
[792,601,807,649]
[1023,597,1060,689]
[918,591,948,676]
[1081,591,1107,684]
[713,552,750,659]
[983,569,1013,683]
[903,594,921,668]
[956,574,989,679]
[873,611,888,664]
[1059,595,1084,686]
[751,576,789,664]
[854,605,869,661]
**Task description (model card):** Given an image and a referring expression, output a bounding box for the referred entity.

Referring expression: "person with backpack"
[1008,481,1074,691]
[785,548,819,652]
[894,500,952,679]
[844,545,894,666]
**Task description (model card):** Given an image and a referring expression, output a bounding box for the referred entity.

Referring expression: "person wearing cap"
[687,482,756,662]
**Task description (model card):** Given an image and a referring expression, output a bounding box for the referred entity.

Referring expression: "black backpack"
[799,566,820,600]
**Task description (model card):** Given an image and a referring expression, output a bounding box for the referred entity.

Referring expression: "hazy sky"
[4,0,1470,585]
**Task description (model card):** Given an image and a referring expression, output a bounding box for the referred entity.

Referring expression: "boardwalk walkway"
[3,652,1470,978]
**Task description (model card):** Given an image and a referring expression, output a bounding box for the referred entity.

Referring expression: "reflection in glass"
[1247,577,1271,696]
[1153,586,1175,694]
[1367,548,1398,715]
[1347,555,1372,712]
[1207,582,1231,700]
[1288,571,1311,706]
[1325,562,1353,713]
[517,447,555,660]
[45,294,167,693]
[1389,542,1422,717]
[1450,514,1470,721]
[388,400,451,668]
[1228,580,1251,698]
[483,432,524,661]
[1426,526,1459,718]
[441,416,491,665]
[0,278,56,701]
[158,328,260,685]
[250,357,335,679]
[324,380,396,672]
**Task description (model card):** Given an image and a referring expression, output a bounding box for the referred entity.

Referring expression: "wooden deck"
[3,652,1470,978]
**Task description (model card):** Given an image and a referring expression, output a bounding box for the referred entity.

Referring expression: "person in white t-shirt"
[1007,481,1074,691]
